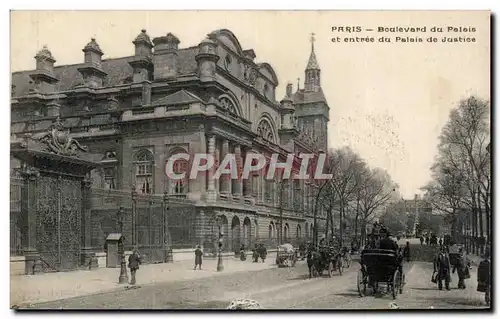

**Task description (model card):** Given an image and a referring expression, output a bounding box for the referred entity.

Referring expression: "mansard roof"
[11,47,199,97]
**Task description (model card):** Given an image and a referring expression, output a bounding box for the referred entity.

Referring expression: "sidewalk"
[10,257,277,307]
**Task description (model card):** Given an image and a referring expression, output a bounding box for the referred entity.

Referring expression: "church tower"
[292,33,330,151]
[304,35,321,92]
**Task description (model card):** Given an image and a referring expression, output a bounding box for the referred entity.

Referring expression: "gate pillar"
[81,176,98,270]
[20,165,43,275]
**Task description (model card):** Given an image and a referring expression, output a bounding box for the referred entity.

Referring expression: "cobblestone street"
[16,243,489,310]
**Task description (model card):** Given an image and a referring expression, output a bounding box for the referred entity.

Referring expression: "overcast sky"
[10,11,490,198]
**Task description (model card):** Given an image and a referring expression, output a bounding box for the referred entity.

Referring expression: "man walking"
[194,245,203,270]
[434,246,451,291]
[477,250,491,306]
[420,236,424,246]
[128,248,141,285]
[452,248,470,289]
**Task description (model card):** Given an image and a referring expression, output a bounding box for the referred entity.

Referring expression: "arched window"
[269,222,275,240]
[134,149,154,194]
[296,225,301,239]
[257,119,275,143]
[168,149,189,195]
[284,223,289,242]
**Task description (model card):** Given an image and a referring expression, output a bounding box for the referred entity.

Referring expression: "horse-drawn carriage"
[357,249,405,299]
[276,244,297,268]
[307,246,345,278]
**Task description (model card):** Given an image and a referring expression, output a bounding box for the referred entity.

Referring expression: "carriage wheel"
[328,261,334,277]
[372,281,378,294]
[392,270,400,300]
[337,259,343,276]
[357,270,366,297]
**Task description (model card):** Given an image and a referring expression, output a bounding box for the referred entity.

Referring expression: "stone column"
[232,144,243,199]
[81,175,98,269]
[20,166,42,275]
[242,148,253,202]
[131,188,138,247]
[215,146,220,194]
[255,172,264,205]
[219,139,231,198]
[207,135,216,202]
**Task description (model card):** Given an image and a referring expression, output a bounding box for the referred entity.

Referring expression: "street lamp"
[117,206,128,284]
[216,216,224,272]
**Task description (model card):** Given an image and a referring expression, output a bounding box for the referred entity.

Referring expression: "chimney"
[153,33,180,81]
[29,46,58,94]
[129,29,153,83]
[83,38,104,67]
[78,38,107,88]
[133,29,153,57]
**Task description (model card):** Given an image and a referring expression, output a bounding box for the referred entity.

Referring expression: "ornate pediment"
[30,116,88,157]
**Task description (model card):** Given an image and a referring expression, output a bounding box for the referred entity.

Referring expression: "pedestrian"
[403,241,411,262]
[452,248,470,289]
[433,246,451,291]
[420,236,424,246]
[425,236,430,245]
[259,244,267,263]
[252,244,259,262]
[477,250,491,306]
[194,245,203,270]
[128,248,141,285]
[439,238,443,247]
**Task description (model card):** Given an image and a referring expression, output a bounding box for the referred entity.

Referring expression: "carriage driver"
[378,228,399,251]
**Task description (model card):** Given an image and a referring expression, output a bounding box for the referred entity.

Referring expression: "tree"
[357,168,399,245]
[327,147,366,247]
[423,96,491,253]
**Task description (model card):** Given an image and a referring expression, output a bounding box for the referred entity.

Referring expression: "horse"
[306,248,323,278]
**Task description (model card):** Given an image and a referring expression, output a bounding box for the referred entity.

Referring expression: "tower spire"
[304,32,321,91]
[306,33,320,70]
[311,32,316,52]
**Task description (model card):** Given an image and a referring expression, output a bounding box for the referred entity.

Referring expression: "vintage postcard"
[9,10,491,310]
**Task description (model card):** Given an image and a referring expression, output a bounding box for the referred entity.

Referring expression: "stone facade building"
[11,29,329,257]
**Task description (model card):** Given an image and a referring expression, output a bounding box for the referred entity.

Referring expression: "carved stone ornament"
[30,116,89,157]
[243,64,258,86]
[219,97,237,115]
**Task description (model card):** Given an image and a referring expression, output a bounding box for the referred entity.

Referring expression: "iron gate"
[36,175,82,272]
